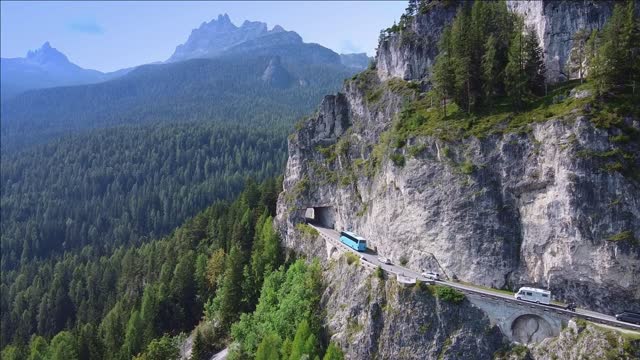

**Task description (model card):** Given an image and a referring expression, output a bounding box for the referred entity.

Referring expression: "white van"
[514,287,551,305]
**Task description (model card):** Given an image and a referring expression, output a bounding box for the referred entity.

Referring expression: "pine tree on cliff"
[432,26,455,117]
[481,34,500,101]
[589,0,640,95]
[523,28,546,96]
[505,19,529,109]
[450,5,474,113]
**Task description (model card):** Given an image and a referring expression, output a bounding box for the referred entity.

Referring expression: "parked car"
[615,311,640,325]
[421,271,440,281]
[377,256,391,265]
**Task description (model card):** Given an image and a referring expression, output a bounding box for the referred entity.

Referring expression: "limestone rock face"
[277,71,640,315]
[375,3,457,81]
[375,0,627,83]
[320,257,507,359]
[507,0,620,83]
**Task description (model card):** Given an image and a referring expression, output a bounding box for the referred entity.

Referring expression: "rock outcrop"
[321,255,507,359]
[375,0,630,83]
[261,56,293,88]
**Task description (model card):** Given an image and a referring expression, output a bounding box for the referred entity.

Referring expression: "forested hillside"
[0,122,288,270]
[1,55,354,152]
[1,180,342,360]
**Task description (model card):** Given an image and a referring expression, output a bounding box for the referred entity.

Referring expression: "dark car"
[615,311,640,325]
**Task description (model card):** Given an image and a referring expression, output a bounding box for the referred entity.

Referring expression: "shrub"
[375,266,385,280]
[399,255,408,266]
[391,153,406,167]
[345,252,360,266]
[435,286,465,304]
[460,160,475,174]
[296,223,319,238]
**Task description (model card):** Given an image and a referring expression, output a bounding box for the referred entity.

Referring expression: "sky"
[1,1,407,72]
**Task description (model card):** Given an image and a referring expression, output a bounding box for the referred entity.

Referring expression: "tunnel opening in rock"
[511,314,554,344]
[305,207,335,229]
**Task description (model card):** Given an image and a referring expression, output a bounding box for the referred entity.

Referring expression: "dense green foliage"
[1,123,286,271]
[431,1,544,113]
[230,260,323,359]
[587,0,640,96]
[1,55,354,152]
[0,179,281,357]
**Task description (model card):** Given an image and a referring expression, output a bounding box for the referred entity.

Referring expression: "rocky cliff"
[276,4,639,317]
[321,256,507,359]
[375,0,631,83]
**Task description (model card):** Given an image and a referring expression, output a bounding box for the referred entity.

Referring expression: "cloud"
[68,19,104,34]
[340,39,362,54]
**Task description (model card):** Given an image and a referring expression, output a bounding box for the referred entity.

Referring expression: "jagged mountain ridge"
[168,13,367,69]
[0,42,130,100]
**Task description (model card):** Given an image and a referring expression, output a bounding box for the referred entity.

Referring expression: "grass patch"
[295,223,319,238]
[606,230,636,243]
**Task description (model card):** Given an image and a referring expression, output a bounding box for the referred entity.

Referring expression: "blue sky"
[1,1,407,72]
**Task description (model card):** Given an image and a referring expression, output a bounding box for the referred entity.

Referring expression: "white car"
[378,256,392,265]
[421,271,440,281]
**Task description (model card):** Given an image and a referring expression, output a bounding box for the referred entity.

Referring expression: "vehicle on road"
[565,302,576,312]
[514,287,551,305]
[378,256,391,264]
[615,311,640,325]
[340,231,367,252]
[421,271,440,281]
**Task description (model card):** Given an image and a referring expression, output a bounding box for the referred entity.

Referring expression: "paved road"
[310,224,640,333]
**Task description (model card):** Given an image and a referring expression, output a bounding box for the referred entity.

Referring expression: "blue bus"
[340,231,367,252]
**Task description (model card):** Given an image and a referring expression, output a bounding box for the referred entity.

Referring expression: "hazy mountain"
[1,54,356,152]
[168,14,342,66]
[340,52,371,70]
[0,42,130,100]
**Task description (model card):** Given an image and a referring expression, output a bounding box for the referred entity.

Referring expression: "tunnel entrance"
[511,314,554,344]
[305,207,335,229]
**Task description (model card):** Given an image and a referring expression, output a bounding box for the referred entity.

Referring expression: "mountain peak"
[168,15,294,62]
[26,42,70,65]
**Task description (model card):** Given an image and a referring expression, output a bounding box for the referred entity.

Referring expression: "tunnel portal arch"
[305,206,335,229]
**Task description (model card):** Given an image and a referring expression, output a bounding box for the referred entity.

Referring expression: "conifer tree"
[322,343,344,360]
[432,26,455,117]
[523,27,546,96]
[481,34,500,100]
[505,19,528,109]
[255,333,282,360]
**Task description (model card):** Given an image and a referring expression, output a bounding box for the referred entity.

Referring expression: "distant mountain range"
[1,15,368,100]
[0,42,132,100]
[1,15,366,152]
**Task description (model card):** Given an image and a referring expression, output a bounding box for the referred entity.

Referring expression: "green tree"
[191,330,207,360]
[77,323,103,360]
[123,310,145,359]
[49,331,78,360]
[505,18,528,109]
[523,27,546,95]
[432,26,456,117]
[138,335,179,360]
[289,320,318,360]
[481,34,500,100]
[27,335,49,360]
[322,343,344,360]
[206,249,226,291]
[255,332,282,360]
